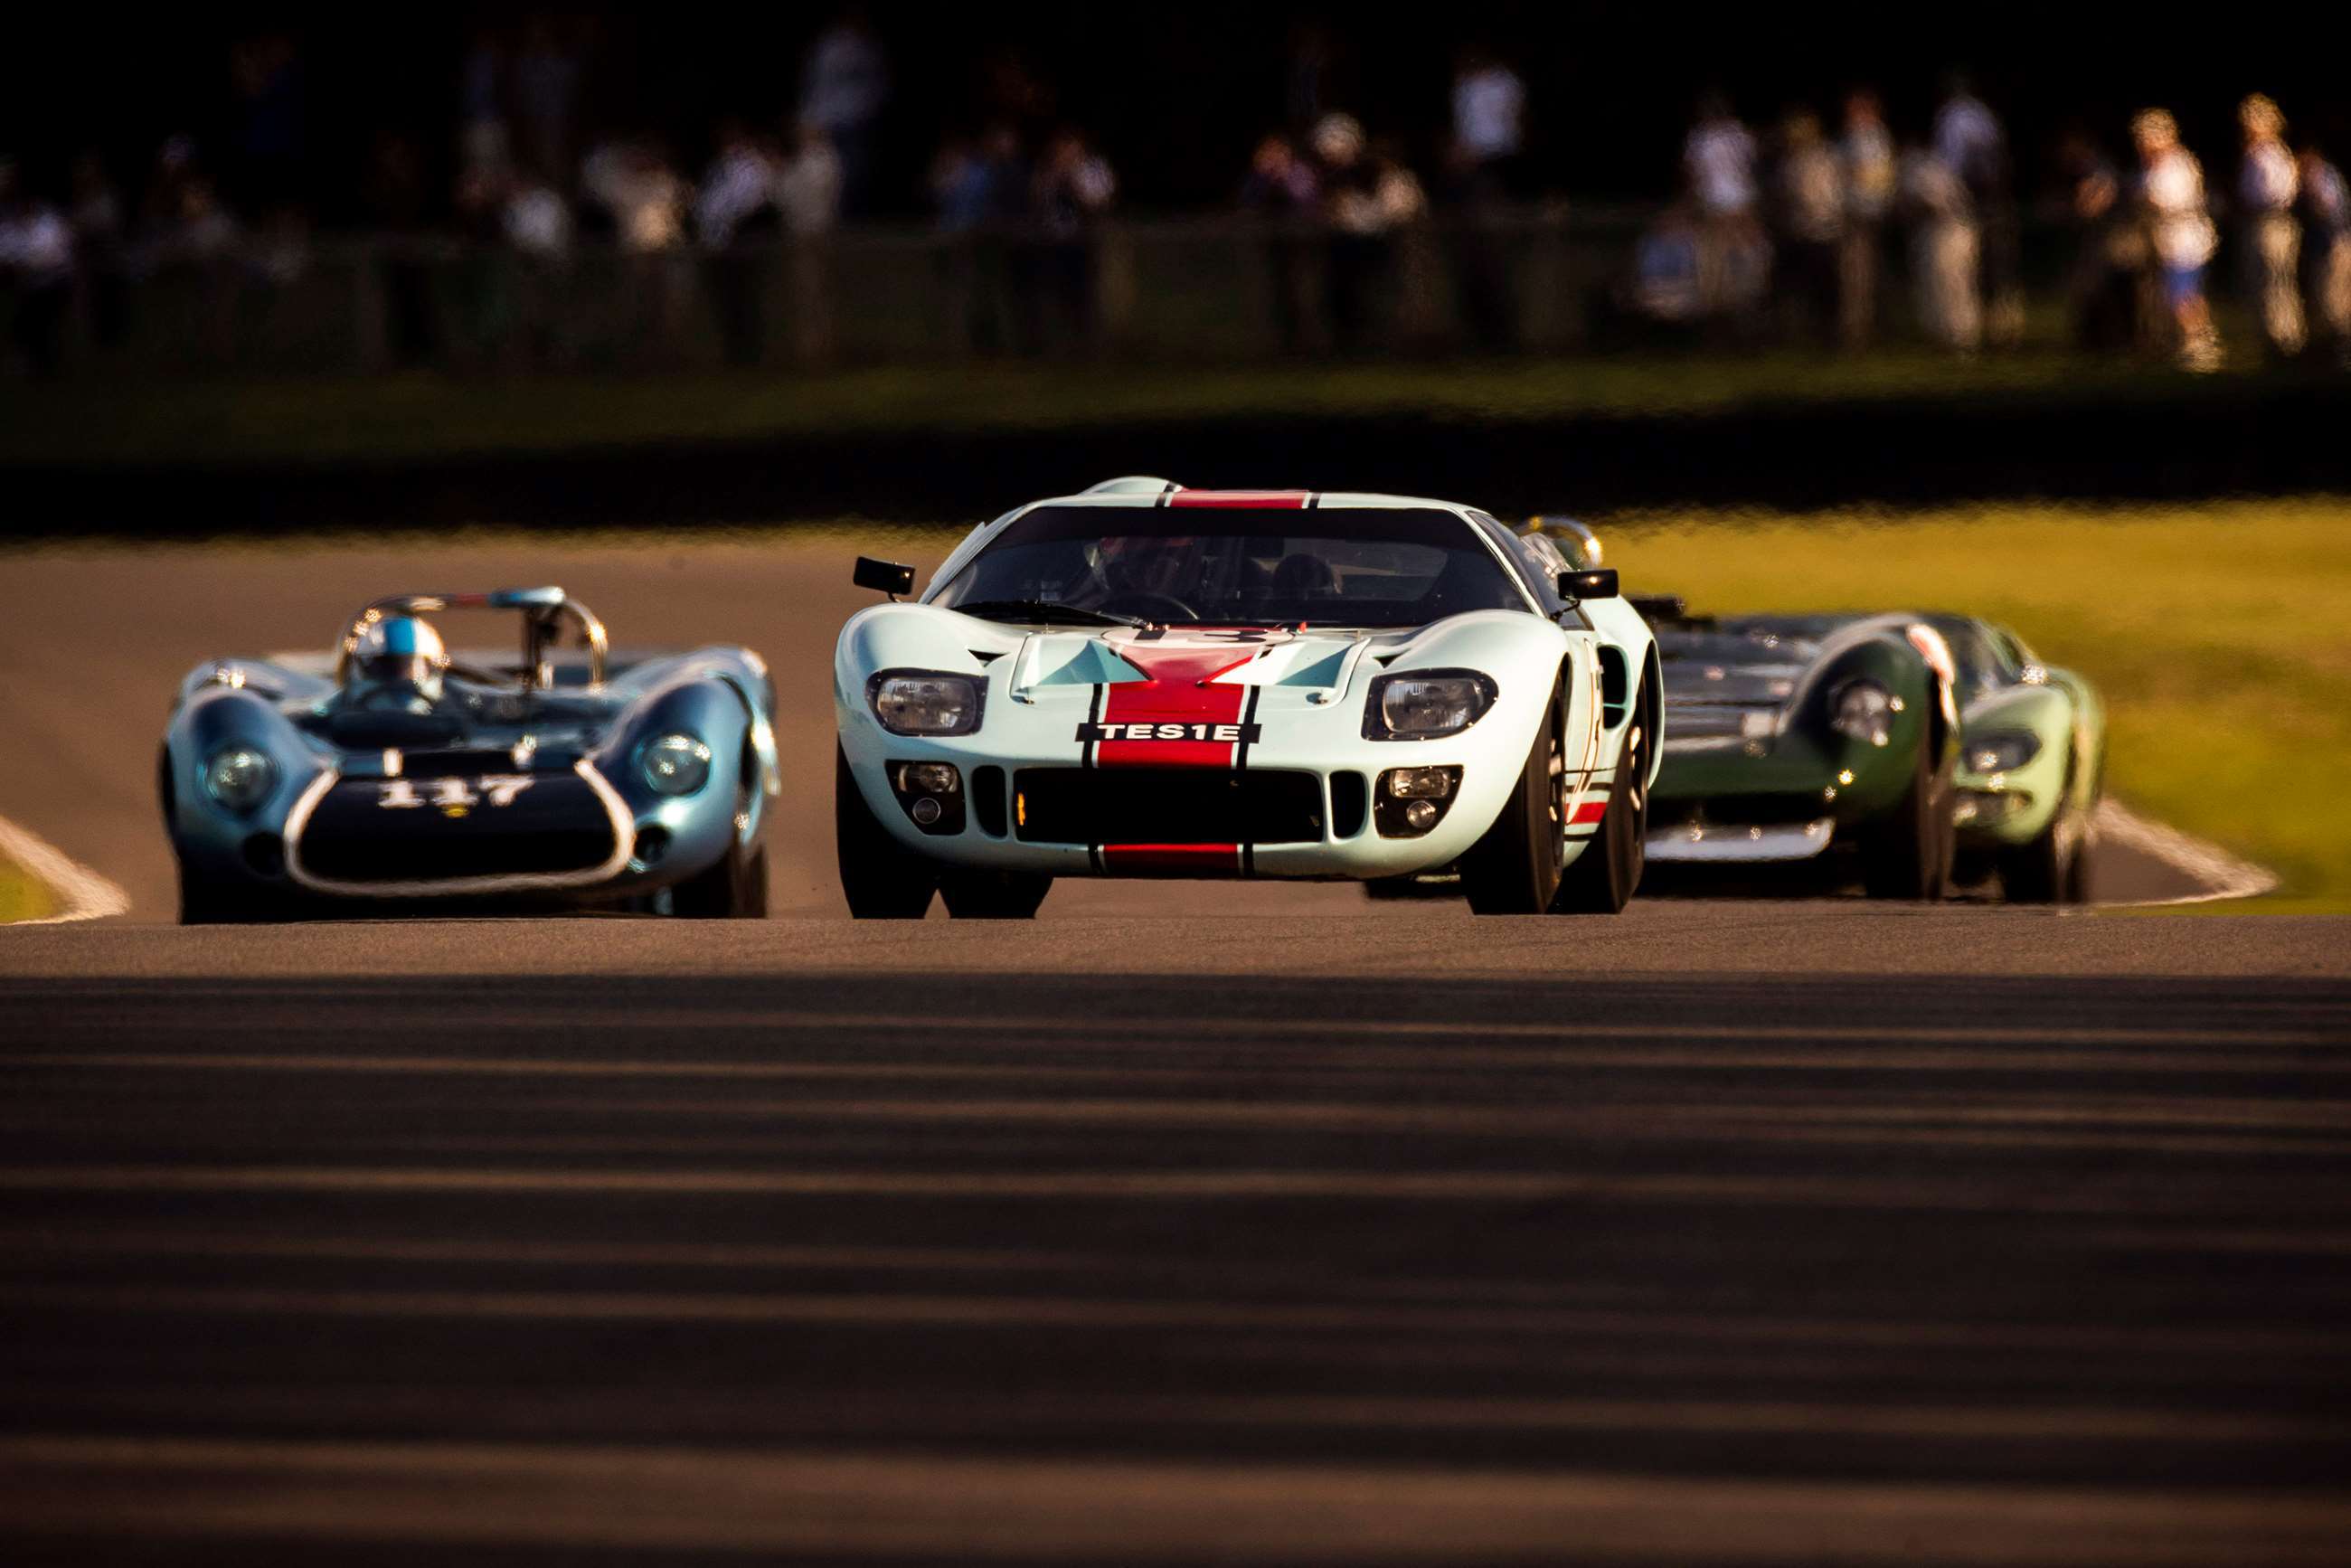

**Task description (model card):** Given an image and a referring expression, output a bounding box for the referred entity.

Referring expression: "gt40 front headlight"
[202,745,277,815]
[1829,680,1896,748]
[1965,730,2043,774]
[1364,671,1498,741]
[641,733,713,796]
[868,671,983,736]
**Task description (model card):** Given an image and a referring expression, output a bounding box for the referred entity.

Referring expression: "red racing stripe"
[1096,644,1251,770]
[1165,490,1313,509]
[1098,844,1242,876]
[1092,636,1269,876]
[1570,799,1609,825]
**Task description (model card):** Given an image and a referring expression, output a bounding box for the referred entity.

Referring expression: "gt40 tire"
[1861,730,1956,901]
[1553,685,1651,914]
[1460,675,1569,915]
[836,745,938,919]
[939,868,1053,920]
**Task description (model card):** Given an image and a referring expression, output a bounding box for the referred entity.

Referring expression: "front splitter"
[1647,817,1836,864]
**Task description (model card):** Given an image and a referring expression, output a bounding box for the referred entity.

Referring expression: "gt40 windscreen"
[931,506,1529,628]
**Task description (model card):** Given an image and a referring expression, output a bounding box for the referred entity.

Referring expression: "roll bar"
[1521,515,1604,571]
[334,586,608,691]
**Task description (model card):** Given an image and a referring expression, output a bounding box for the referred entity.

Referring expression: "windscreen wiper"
[949,600,1148,628]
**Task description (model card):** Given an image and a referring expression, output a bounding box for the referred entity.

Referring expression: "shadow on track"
[3,966,2347,1560]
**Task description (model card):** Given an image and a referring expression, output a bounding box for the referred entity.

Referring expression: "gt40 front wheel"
[836,746,939,919]
[939,868,1053,920]
[1460,676,1569,915]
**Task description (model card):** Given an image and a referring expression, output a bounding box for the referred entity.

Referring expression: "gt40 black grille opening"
[973,765,1008,837]
[1329,771,1369,839]
[1015,769,1323,845]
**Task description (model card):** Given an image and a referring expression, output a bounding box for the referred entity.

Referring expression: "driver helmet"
[349,614,448,703]
[1094,534,1199,600]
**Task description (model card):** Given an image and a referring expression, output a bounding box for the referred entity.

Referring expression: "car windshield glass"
[1925,615,2003,694]
[931,505,1528,628]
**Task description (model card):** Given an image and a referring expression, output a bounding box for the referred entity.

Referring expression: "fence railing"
[3,205,2142,376]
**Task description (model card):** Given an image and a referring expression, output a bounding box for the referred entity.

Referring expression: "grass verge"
[0,852,56,923]
[1605,498,2351,910]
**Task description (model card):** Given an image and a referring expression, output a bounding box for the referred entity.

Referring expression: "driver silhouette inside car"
[325,615,467,745]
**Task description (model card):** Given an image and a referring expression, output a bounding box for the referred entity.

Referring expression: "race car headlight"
[1965,731,2042,774]
[640,733,713,796]
[1365,671,1497,740]
[1830,680,1896,748]
[202,746,277,815]
[868,671,983,736]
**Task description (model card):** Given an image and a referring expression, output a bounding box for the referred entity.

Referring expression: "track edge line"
[0,811,133,926]
[2093,800,2280,909]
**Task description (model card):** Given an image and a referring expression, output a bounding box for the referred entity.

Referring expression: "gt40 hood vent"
[1009,627,1364,701]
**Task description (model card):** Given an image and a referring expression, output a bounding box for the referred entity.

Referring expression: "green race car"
[1926,614,2108,903]
[1643,603,1963,899]
[1639,599,2105,903]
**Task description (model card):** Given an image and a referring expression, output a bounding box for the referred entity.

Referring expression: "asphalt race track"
[0,536,2229,919]
[2,538,2349,1563]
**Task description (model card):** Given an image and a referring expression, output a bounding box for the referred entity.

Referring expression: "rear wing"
[335,587,609,691]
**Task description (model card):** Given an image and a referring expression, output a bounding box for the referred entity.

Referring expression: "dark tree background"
[6,5,2345,219]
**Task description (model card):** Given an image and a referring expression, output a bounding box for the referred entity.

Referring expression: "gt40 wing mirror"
[854,557,917,600]
[1559,568,1619,602]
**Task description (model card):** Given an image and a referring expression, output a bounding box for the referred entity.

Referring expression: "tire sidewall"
[836,744,938,919]
[1461,672,1568,915]
[1553,677,1648,914]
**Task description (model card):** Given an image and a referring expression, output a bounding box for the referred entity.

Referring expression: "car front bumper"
[839,714,1610,883]
[1953,746,2067,848]
[171,757,752,906]
[847,749,1534,880]
[1647,817,1837,863]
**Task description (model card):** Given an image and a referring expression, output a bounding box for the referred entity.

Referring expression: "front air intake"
[1014,769,1324,846]
[972,766,1008,837]
[1329,772,1369,839]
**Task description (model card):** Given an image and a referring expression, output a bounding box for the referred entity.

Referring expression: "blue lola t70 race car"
[160,587,779,922]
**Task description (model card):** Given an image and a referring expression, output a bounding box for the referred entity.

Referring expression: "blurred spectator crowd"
[3,16,2347,376]
[1629,76,2351,372]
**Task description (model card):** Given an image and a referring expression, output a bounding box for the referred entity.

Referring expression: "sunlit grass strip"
[0,853,57,923]
[1600,498,2351,909]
